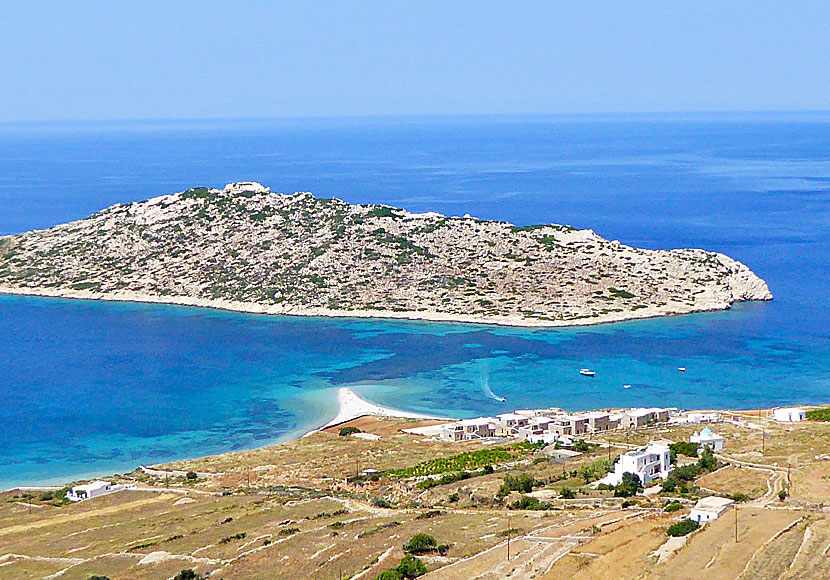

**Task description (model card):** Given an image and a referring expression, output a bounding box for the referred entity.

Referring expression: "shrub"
[664,501,683,512]
[614,472,643,497]
[509,495,553,510]
[778,489,788,501]
[669,441,700,463]
[185,471,198,481]
[697,446,718,471]
[730,492,750,502]
[395,554,427,578]
[376,571,403,580]
[667,518,700,537]
[278,527,300,536]
[339,426,361,436]
[560,487,576,499]
[806,407,830,421]
[498,473,535,496]
[447,493,459,503]
[621,500,634,508]
[403,534,437,554]
[173,570,200,580]
[371,496,394,509]
[218,532,246,544]
[87,576,112,580]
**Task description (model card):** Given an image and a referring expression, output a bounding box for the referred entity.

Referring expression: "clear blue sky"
[1,1,828,121]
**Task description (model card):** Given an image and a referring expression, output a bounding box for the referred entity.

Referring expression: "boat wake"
[481,366,506,402]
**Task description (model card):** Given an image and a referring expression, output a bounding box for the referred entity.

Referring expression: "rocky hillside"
[0,182,772,326]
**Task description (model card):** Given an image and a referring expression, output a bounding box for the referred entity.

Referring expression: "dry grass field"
[3,413,830,580]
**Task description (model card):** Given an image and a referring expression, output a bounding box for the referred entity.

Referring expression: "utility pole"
[166,471,169,489]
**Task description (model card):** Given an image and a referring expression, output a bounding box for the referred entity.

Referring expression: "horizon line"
[2,109,830,128]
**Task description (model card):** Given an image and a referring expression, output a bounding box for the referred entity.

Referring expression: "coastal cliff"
[0,182,771,326]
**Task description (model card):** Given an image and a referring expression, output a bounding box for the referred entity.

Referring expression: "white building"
[690,427,724,452]
[598,442,673,487]
[773,407,806,422]
[65,481,133,502]
[690,496,734,523]
[440,417,497,442]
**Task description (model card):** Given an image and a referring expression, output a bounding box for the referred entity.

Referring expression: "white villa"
[690,496,734,523]
[440,417,497,442]
[65,480,133,502]
[773,407,806,422]
[690,427,724,452]
[598,442,673,487]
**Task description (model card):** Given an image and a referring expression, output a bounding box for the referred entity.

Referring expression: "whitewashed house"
[621,408,670,429]
[690,496,734,523]
[690,427,724,452]
[440,417,497,441]
[598,442,673,487]
[65,480,133,502]
[495,413,530,437]
[773,407,806,422]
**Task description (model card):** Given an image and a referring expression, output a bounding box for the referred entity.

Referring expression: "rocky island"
[0,182,771,326]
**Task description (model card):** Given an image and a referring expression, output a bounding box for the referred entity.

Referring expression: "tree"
[403,534,437,554]
[339,426,361,436]
[173,570,200,580]
[560,487,576,499]
[614,472,643,497]
[697,446,717,471]
[185,471,198,481]
[395,554,427,578]
[375,571,403,580]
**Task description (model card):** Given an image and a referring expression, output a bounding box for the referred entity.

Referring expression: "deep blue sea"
[1,113,829,489]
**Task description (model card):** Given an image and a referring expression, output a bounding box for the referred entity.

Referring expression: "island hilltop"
[0,182,771,325]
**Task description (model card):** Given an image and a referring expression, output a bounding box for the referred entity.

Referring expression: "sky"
[1,1,828,122]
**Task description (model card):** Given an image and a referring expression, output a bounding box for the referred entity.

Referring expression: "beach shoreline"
[317,387,449,431]
[0,286,755,329]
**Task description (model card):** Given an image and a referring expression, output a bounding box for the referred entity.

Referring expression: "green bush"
[375,571,403,580]
[614,472,643,497]
[87,576,112,580]
[664,501,683,512]
[498,473,535,496]
[185,471,198,481]
[778,489,788,501]
[560,487,576,499]
[669,441,700,463]
[509,495,553,510]
[404,534,437,554]
[806,407,830,421]
[339,426,361,436]
[667,518,700,537]
[173,570,201,580]
[395,554,427,578]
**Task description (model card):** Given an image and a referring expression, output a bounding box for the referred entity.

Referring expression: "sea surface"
[1,113,829,489]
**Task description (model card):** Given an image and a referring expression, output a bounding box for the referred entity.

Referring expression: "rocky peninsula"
[0,182,772,326]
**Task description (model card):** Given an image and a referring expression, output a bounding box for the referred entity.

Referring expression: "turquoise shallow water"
[1,114,829,489]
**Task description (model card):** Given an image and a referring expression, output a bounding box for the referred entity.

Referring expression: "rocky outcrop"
[0,182,772,327]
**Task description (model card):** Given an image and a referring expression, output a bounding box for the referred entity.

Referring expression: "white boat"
[579,369,595,377]
[495,396,506,402]
[678,367,686,372]
[623,384,632,389]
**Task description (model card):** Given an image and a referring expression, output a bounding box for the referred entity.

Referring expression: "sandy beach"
[320,387,447,429]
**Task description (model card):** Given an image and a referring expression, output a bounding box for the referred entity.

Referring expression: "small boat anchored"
[579,369,596,377]
[623,384,632,389]
[678,367,687,372]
